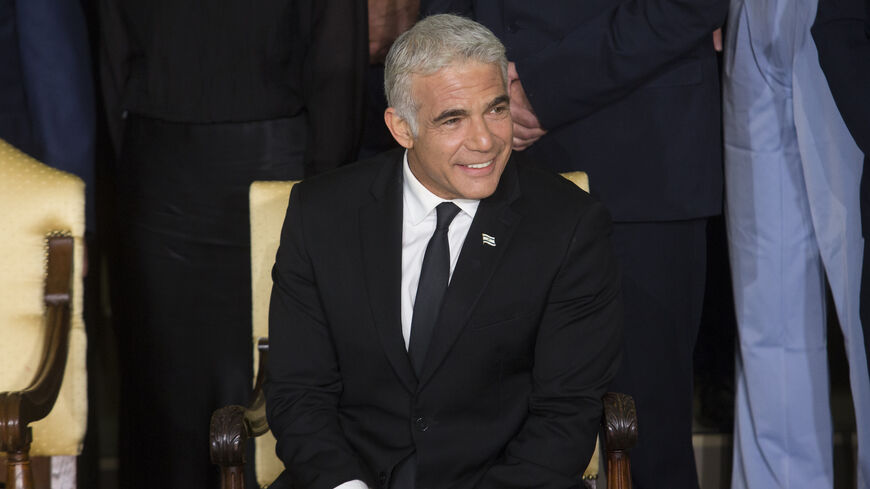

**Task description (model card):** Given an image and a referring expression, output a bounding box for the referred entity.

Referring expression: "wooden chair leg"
[220,466,246,489]
[603,392,638,489]
[5,449,34,489]
[606,451,631,489]
[211,405,248,489]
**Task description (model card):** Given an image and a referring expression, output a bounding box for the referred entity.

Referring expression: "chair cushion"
[0,139,87,456]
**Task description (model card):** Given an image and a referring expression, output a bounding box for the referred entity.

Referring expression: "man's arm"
[368,0,420,64]
[513,0,727,131]
[266,184,371,489]
[301,0,368,176]
[17,0,96,196]
[477,200,623,489]
[423,0,726,131]
[812,0,870,155]
[419,0,473,17]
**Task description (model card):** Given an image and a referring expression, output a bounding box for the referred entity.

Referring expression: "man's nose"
[465,116,495,151]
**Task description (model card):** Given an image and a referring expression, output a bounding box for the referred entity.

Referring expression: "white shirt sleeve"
[333,480,370,489]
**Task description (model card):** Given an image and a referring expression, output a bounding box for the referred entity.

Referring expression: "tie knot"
[435,202,461,231]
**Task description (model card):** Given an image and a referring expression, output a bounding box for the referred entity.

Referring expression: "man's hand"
[508,62,547,151]
[368,0,420,63]
[712,28,722,52]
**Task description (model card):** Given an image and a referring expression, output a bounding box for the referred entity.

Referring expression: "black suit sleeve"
[514,0,727,129]
[301,0,368,176]
[265,184,371,489]
[812,0,870,155]
[423,0,727,130]
[477,200,623,489]
[420,0,474,17]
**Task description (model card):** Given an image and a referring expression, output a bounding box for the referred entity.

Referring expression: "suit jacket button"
[378,471,387,484]
[415,416,429,432]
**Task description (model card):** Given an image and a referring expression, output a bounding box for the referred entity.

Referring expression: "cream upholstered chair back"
[250,181,298,487]
[0,138,88,456]
[249,172,596,487]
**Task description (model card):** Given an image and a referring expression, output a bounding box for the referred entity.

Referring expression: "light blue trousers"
[723,0,870,487]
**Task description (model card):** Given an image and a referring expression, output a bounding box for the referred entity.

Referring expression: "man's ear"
[384,108,414,149]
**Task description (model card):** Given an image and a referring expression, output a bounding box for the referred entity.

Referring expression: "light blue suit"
[723,0,870,487]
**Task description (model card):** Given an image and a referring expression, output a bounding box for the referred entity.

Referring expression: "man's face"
[391,61,512,200]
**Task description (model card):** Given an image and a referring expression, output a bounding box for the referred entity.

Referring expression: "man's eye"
[491,105,508,115]
[443,118,461,126]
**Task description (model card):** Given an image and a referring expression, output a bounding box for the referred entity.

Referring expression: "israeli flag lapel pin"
[482,233,496,247]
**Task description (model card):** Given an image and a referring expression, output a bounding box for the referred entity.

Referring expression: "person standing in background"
[0,0,95,224]
[723,0,870,486]
[813,0,870,382]
[420,2,726,488]
[359,0,420,159]
[98,1,367,487]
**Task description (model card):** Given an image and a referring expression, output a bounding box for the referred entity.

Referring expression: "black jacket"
[266,149,623,489]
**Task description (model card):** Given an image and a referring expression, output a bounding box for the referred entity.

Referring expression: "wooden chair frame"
[0,236,75,489]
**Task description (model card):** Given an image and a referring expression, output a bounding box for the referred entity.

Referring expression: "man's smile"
[463,160,493,169]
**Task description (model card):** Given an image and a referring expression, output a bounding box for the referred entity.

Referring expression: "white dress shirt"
[333,151,479,489]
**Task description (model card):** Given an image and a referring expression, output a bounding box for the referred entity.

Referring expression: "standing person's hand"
[368,0,420,63]
[508,62,547,151]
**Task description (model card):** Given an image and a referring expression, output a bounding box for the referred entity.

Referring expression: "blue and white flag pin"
[482,233,496,247]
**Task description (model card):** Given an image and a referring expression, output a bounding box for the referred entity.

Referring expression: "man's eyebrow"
[433,108,468,124]
[432,95,511,124]
[488,95,510,109]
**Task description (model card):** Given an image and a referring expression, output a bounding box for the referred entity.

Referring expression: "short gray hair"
[384,14,508,136]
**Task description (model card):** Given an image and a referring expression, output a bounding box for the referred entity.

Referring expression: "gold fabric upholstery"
[0,139,87,456]
[250,181,298,488]
[250,171,595,487]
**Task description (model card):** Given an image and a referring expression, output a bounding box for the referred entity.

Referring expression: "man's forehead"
[410,61,507,109]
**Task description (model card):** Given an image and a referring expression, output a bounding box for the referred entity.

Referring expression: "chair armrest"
[210,338,270,489]
[1,236,74,488]
[603,392,638,489]
[1,235,74,448]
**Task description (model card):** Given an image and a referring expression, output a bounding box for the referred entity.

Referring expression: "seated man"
[265,14,623,489]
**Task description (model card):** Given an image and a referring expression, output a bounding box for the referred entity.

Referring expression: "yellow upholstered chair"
[211,173,636,489]
[0,139,88,488]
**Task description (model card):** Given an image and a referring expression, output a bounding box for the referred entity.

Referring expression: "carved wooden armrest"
[210,338,270,489]
[0,236,74,489]
[603,392,638,489]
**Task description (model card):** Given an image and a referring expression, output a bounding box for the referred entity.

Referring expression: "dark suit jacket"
[813,0,870,380]
[0,0,96,226]
[98,0,367,176]
[265,148,623,489]
[813,0,870,233]
[421,0,727,222]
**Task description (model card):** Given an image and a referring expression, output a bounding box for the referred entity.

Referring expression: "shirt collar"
[402,150,479,225]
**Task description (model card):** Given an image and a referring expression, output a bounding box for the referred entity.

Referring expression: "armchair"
[211,174,637,489]
[0,139,88,488]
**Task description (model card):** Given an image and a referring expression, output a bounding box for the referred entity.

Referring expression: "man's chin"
[454,178,502,200]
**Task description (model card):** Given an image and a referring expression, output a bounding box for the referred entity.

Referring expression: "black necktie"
[408,202,461,375]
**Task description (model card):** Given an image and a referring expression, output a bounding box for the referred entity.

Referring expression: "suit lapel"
[417,160,523,388]
[359,152,417,393]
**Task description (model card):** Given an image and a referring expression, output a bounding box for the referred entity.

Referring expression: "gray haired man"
[266,14,623,489]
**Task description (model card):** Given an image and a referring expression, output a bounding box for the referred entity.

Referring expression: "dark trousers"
[608,219,707,489]
[114,114,306,489]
